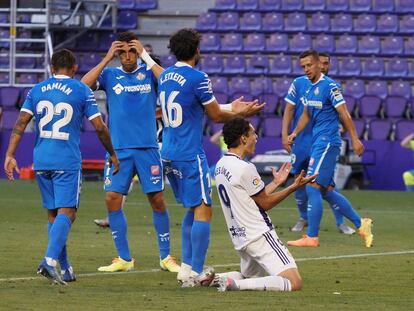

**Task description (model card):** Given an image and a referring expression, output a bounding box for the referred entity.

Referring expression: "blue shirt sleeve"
[195,72,215,106]
[83,86,101,120]
[285,79,298,106]
[97,68,109,91]
[20,88,34,115]
[328,83,346,108]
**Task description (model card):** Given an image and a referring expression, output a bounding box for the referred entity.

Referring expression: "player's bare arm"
[265,162,292,194]
[129,39,165,79]
[81,41,124,89]
[253,171,317,211]
[282,103,295,153]
[287,106,310,145]
[90,116,120,175]
[4,111,32,180]
[336,104,364,156]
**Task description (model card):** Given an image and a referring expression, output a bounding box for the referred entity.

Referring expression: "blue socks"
[48,221,70,270]
[294,187,308,220]
[152,210,170,260]
[45,214,71,261]
[181,211,194,266]
[306,186,324,237]
[108,209,131,261]
[324,190,361,228]
[191,221,210,274]
[325,190,345,226]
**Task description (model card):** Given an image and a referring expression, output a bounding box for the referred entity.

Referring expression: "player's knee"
[105,192,123,211]
[148,192,166,212]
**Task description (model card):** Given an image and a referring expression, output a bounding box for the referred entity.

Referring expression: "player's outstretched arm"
[282,103,295,153]
[90,116,120,175]
[230,96,265,117]
[206,98,265,123]
[287,106,310,145]
[129,40,165,79]
[336,104,364,156]
[81,41,124,89]
[265,162,292,194]
[253,170,317,211]
[4,111,32,180]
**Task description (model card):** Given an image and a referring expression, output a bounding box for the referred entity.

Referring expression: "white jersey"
[215,153,274,250]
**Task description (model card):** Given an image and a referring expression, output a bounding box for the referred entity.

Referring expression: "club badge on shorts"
[151,165,160,175]
[104,176,112,186]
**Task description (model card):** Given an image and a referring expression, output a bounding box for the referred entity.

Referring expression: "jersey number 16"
[159,91,183,128]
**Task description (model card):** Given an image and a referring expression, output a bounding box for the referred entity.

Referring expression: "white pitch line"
[1,250,413,283]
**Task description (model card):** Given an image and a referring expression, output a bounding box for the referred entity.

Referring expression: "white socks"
[235,276,292,291]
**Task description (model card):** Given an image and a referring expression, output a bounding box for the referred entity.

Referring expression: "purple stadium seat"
[0,87,20,109]
[389,80,411,99]
[221,33,243,52]
[214,0,237,10]
[229,77,252,100]
[200,33,220,52]
[381,36,403,55]
[237,0,259,10]
[339,57,361,76]
[331,13,353,32]
[377,14,398,33]
[262,95,279,115]
[211,76,229,93]
[19,87,31,105]
[262,12,284,32]
[76,32,99,51]
[399,15,414,33]
[366,80,388,99]
[0,55,8,68]
[0,30,10,49]
[217,12,239,31]
[1,110,19,129]
[396,0,414,13]
[343,79,365,99]
[98,32,116,52]
[16,30,33,50]
[354,14,376,33]
[160,55,176,67]
[251,77,274,96]
[368,119,392,140]
[404,37,414,56]
[201,55,223,74]
[304,0,325,11]
[134,0,157,10]
[244,33,265,52]
[214,92,228,105]
[83,117,96,132]
[273,78,292,98]
[224,55,246,74]
[266,33,288,52]
[349,119,366,139]
[282,0,303,10]
[362,58,384,77]
[349,0,371,12]
[17,74,38,84]
[308,12,330,32]
[289,33,312,53]
[210,122,224,134]
[117,11,137,29]
[336,34,357,54]
[409,61,414,78]
[262,117,283,137]
[269,54,292,75]
[0,13,8,23]
[326,0,349,11]
[0,73,9,83]
[196,12,217,31]
[79,53,100,73]
[259,0,282,10]
[248,116,261,130]
[343,95,357,115]
[373,0,394,12]
[118,0,134,9]
[358,36,380,54]
[395,120,414,140]
[313,34,335,53]
[327,56,338,75]
[246,55,269,74]
[386,58,408,77]
[359,96,382,118]
[285,13,307,31]
[384,96,408,119]
[16,57,36,69]
[240,12,262,31]
[291,56,303,75]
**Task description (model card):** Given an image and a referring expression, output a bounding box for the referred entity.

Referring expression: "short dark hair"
[51,49,76,69]
[318,52,330,60]
[299,49,319,61]
[168,28,201,61]
[117,31,138,42]
[222,118,251,149]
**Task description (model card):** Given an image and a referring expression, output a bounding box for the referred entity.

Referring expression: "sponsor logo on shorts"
[151,165,160,175]
[104,176,112,186]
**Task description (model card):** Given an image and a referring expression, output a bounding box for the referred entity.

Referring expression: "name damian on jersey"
[41,82,73,95]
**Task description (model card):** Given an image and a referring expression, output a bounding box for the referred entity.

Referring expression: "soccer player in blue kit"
[282,53,355,235]
[3,49,119,284]
[286,50,373,248]
[158,28,264,287]
[81,32,180,273]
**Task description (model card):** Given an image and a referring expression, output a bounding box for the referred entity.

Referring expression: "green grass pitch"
[0,180,413,310]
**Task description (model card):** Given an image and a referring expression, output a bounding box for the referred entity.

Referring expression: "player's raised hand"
[4,155,19,181]
[231,96,265,117]
[271,162,292,187]
[128,39,144,55]
[292,170,317,189]
[105,41,125,60]
[108,154,120,175]
[352,138,364,156]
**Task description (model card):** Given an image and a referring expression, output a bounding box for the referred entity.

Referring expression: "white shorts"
[238,230,297,278]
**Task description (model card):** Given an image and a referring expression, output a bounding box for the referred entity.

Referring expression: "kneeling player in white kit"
[214,117,316,291]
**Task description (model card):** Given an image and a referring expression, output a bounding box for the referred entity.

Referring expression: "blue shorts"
[163,154,212,208]
[307,142,340,188]
[104,148,164,195]
[36,170,82,209]
[291,142,311,175]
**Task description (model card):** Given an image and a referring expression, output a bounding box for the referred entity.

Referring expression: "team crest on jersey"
[136,72,146,80]
[314,87,319,95]
[104,176,112,186]
[151,165,160,175]
[252,177,261,187]
[309,157,315,166]
[112,83,124,95]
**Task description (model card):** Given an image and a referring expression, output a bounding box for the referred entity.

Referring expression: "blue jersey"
[21,75,100,171]
[304,74,344,146]
[97,64,158,149]
[158,62,215,161]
